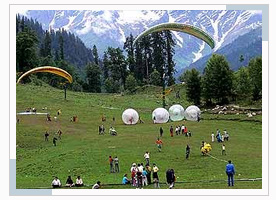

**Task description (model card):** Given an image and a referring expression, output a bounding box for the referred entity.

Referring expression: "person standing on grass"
[211,132,215,142]
[114,156,120,173]
[45,131,49,141]
[142,168,148,186]
[159,127,163,137]
[186,144,191,159]
[222,144,226,155]
[181,124,185,135]
[152,163,160,188]
[146,164,152,185]
[170,125,174,137]
[175,126,178,136]
[184,126,188,136]
[53,137,57,146]
[109,156,114,173]
[226,160,235,186]
[156,138,163,152]
[144,151,150,166]
[57,129,62,140]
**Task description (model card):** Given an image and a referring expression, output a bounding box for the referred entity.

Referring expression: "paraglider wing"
[17,66,73,84]
[122,108,139,125]
[134,22,215,49]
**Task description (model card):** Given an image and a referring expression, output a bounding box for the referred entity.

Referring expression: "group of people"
[158,125,192,138]
[211,129,229,143]
[44,129,62,146]
[127,162,161,189]
[52,176,102,189]
[51,176,84,188]
[109,156,120,173]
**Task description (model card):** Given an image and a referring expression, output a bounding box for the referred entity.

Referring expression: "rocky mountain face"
[20,10,262,75]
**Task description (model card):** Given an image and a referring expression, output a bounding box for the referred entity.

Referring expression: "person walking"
[186,144,191,159]
[109,156,114,173]
[211,132,215,142]
[159,127,163,137]
[152,163,160,188]
[155,138,163,152]
[114,156,120,173]
[145,164,152,185]
[170,126,174,137]
[144,151,150,166]
[225,160,235,186]
[45,131,49,141]
[53,137,58,146]
[222,144,226,155]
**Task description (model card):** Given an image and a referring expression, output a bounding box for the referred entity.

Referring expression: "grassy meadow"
[16,84,262,189]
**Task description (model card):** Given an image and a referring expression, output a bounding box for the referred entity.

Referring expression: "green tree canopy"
[202,54,233,104]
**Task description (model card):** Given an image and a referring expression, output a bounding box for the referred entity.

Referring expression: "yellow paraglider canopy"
[17,66,73,84]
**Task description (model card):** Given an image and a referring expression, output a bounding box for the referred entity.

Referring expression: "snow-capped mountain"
[19,10,262,73]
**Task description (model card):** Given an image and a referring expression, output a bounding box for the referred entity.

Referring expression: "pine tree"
[16,28,39,72]
[151,32,166,86]
[102,52,110,80]
[85,62,101,93]
[92,45,99,65]
[59,34,64,60]
[202,54,233,104]
[182,68,201,105]
[134,41,144,84]
[164,30,176,86]
[248,56,262,100]
[124,34,135,73]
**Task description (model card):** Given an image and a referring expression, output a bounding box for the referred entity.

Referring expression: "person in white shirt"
[137,163,143,172]
[181,125,185,135]
[75,176,83,187]
[92,181,101,189]
[211,132,215,142]
[144,151,150,166]
[52,177,61,188]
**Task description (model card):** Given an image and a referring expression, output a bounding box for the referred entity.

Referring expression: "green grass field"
[16,84,262,189]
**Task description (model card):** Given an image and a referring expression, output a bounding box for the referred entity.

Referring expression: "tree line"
[16,15,176,93]
[179,54,262,106]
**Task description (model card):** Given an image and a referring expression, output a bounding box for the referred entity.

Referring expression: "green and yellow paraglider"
[17,66,73,84]
[133,22,215,49]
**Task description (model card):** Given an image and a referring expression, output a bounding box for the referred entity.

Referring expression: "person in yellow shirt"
[152,163,160,188]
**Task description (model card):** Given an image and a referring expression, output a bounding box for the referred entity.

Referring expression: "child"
[222,144,226,155]
[156,138,163,152]
[211,132,215,142]
[170,126,174,137]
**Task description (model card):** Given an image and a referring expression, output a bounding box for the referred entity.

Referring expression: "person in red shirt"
[156,138,163,152]
[109,156,114,173]
[170,126,174,137]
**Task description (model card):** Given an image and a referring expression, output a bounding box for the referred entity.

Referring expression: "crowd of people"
[158,125,192,138]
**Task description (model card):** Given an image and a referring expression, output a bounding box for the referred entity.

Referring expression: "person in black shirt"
[65,176,74,187]
[53,137,58,146]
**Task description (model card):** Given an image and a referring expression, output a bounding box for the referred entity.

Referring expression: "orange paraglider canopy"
[17,66,73,84]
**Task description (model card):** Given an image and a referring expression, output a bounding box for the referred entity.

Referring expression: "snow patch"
[192,41,206,62]
[117,10,161,25]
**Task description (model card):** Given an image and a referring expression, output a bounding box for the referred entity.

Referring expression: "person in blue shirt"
[122,174,130,185]
[225,160,235,186]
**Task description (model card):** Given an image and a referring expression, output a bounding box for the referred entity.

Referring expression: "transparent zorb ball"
[152,108,169,124]
[169,104,185,121]
[184,105,201,121]
[122,108,139,125]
